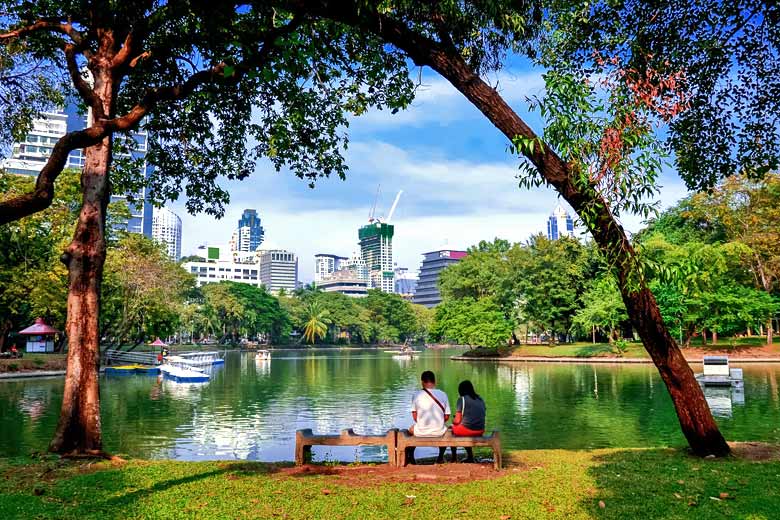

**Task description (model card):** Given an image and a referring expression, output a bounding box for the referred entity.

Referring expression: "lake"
[1,349,778,462]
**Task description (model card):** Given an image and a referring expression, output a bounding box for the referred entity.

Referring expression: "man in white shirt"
[408,370,451,463]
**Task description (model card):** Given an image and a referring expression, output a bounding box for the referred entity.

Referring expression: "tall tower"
[152,206,183,260]
[547,204,574,240]
[358,222,394,293]
[237,209,265,252]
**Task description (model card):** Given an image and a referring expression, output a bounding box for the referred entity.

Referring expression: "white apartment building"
[257,249,298,294]
[314,253,348,283]
[152,206,182,260]
[2,112,69,176]
[183,259,262,287]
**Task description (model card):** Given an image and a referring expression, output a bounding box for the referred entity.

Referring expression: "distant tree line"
[432,174,780,348]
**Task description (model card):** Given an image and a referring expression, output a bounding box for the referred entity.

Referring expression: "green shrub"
[7,363,19,372]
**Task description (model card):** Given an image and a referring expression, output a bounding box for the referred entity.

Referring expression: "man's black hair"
[421,370,436,383]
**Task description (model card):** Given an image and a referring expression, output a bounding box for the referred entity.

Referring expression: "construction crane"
[385,190,403,223]
[368,184,381,223]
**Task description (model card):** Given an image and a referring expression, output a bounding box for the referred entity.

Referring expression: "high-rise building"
[314,254,348,283]
[152,206,182,260]
[547,204,574,240]
[257,248,298,294]
[2,106,153,236]
[358,222,394,293]
[237,209,265,252]
[413,250,467,308]
[394,266,418,300]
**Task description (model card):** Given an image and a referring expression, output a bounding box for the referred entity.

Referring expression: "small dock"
[696,356,744,388]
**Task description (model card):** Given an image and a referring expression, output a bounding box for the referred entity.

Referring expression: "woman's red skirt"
[452,423,485,436]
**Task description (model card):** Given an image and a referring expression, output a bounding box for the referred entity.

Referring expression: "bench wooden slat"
[295,428,398,466]
[396,430,502,470]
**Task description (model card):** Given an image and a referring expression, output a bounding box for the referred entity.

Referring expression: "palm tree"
[302,301,330,344]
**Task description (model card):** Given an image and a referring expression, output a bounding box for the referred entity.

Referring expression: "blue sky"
[170,65,690,283]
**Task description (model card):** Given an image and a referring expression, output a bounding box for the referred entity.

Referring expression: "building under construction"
[358,222,395,293]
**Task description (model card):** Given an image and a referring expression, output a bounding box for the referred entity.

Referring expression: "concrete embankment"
[451,356,780,364]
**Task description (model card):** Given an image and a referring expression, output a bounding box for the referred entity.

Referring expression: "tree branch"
[64,43,102,116]
[0,19,86,46]
[0,127,105,224]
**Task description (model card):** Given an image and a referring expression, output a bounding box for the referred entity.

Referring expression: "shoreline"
[452,355,780,364]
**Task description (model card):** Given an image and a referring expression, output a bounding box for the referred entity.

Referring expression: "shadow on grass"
[574,345,615,357]
[582,448,780,519]
[42,460,284,516]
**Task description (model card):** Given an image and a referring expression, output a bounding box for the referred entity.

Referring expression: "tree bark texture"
[311,4,731,456]
[49,64,115,455]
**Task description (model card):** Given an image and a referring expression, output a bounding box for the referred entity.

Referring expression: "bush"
[613,339,629,357]
[7,363,19,372]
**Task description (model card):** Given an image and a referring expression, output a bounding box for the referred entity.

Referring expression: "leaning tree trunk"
[359,22,730,455]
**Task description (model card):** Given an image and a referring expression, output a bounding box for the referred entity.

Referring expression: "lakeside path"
[2,443,779,519]
[452,356,780,363]
[454,343,780,363]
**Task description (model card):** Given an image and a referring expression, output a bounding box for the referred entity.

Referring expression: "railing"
[103,349,158,366]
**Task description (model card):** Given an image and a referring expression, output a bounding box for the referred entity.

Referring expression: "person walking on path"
[408,370,451,464]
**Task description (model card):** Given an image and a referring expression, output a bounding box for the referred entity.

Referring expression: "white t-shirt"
[411,388,451,436]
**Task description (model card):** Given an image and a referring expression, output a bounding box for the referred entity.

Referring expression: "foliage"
[101,235,196,346]
[429,297,513,348]
[571,275,628,343]
[302,301,330,345]
[537,0,780,191]
[189,281,290,345]
[0,170,128,348]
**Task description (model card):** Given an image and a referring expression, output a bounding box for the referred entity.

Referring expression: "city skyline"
[168,69,688,281]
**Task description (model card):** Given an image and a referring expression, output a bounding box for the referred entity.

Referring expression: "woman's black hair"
[458,380,480,400]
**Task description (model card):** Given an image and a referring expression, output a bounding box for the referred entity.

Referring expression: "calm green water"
[1,350,779,462]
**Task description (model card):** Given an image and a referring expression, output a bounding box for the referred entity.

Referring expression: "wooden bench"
[396,429,502,470]
[295,428,398,466]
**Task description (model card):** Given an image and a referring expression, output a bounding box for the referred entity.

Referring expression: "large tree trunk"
[346,15,730,455]
[49,137,112,454]
[49,64,115,455]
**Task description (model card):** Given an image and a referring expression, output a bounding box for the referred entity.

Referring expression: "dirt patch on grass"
[683,343,779,359]
[276,459,520,486]
[729,442,780,461]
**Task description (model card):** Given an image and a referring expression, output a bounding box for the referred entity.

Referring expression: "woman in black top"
[451,380,486,462]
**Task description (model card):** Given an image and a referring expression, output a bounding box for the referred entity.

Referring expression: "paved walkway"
[0,370,67,380]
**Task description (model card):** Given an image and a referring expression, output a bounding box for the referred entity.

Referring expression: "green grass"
[463,337,778,359]
[0,354,67,373]
[510,342,650,358]
[1,448,778,519]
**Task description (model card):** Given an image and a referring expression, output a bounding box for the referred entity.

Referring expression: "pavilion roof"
[19,318,59,335]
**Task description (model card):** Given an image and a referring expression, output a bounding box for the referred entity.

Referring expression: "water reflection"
[0,351,778,461]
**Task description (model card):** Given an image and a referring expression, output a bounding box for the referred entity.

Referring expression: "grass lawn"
[0,354,67,373]
[510,342,649,358]
[463,337,778,359]
[1,446,779,519]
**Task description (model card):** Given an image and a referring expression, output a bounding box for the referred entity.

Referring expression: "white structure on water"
[152,206,182,260]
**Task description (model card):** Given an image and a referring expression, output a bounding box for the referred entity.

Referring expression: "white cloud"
[353,71,545,129]
[173,139,690,283]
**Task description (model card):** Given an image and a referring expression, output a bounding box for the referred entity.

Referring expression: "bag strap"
[423,388,446,414]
